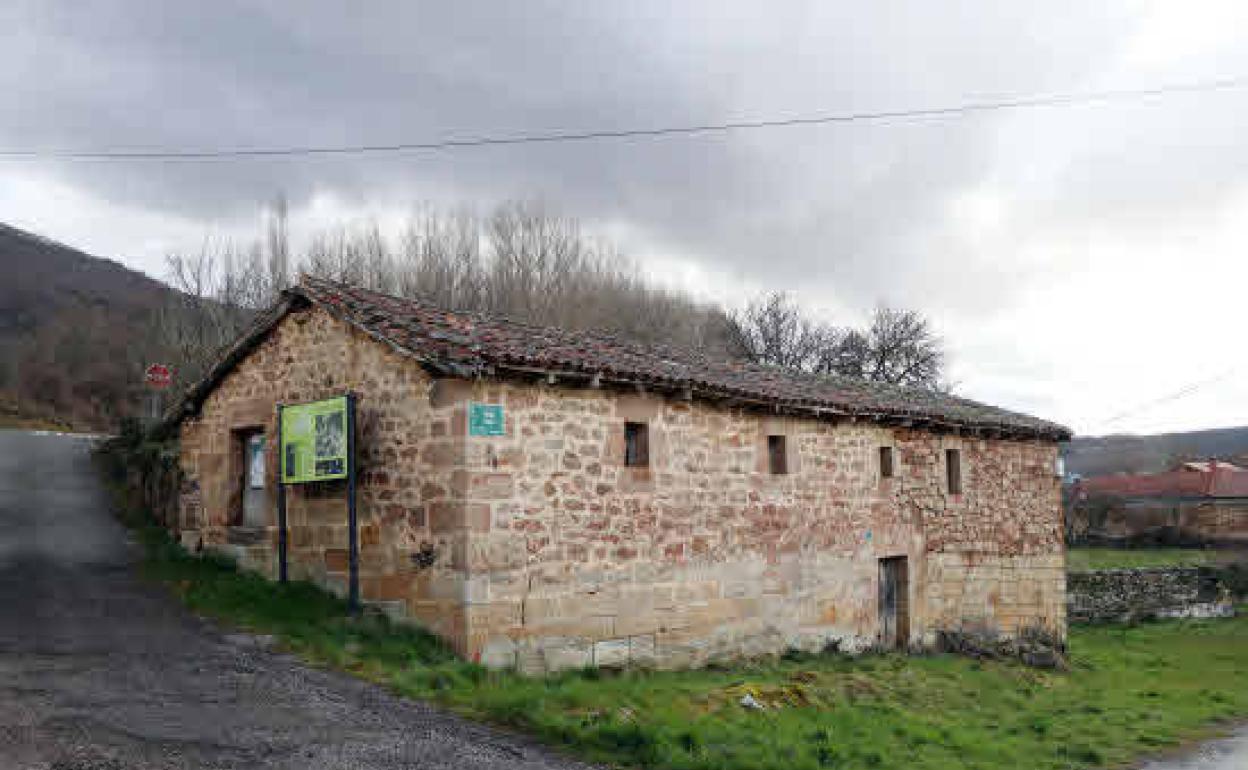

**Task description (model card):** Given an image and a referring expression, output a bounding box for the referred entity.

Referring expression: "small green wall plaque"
[468,402,505,436]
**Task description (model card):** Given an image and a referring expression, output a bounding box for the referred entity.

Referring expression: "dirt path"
[1137,727,1248,770]
[0,430,591,770]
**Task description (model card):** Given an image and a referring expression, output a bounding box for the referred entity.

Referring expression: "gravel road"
[0,430,590,770]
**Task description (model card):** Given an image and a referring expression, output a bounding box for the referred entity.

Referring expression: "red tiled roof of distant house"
[1076,461,1248,499]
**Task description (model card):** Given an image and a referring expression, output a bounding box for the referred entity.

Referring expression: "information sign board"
[280,396,349,483]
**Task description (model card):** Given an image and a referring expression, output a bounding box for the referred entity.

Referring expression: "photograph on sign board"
[315,411,344,458]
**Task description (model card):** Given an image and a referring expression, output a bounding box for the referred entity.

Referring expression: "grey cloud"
[1,2,1124,280]
[9,1,1248,436]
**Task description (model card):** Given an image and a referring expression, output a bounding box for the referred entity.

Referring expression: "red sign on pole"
[145,363,173,389]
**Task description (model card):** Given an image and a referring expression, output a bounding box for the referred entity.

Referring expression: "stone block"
[361,572,414,601]
[359,523,381,546]
[462,575,491,604]
[429,378,473,408]
[593,637,630,667]
[428,501,461,532]
[479,637,517,669]
[465,504,491,532]
[628,634,657,665]
[324,548,349,573]
[615,613,659,638]
[541,638,592,672]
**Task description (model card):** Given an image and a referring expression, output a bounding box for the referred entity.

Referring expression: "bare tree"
[836,307,944,387]
[159,238,264,389]
[154,199,944,406]
[396,205,483,309]
[726,292,839,371]
[730,294,945,389]
[485,201,586,322]
[299,200,738,356]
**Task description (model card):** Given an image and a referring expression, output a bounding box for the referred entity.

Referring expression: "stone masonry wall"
[425,380,1065,670]
[178,306,472,647]
[178,305,1066,672]
[1067,567,1234,623]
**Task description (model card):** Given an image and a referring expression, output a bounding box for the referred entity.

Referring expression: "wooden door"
[878,556,909,650]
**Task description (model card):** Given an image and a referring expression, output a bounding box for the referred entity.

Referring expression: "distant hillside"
[1064,425,1248,477]
[0,223,177,429]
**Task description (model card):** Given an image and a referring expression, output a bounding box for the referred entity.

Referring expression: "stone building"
[169,276,1072,672]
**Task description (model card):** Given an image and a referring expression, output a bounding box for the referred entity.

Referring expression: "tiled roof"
[1077,465,1248,498]
[284,276,1070,440]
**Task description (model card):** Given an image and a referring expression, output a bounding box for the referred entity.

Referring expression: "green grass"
[1067,547,1222,572]
[126,520,1248,770]
[131,522,459,670]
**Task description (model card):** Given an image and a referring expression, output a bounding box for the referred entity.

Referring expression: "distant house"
[1074,459,1248,500]
[167,276,1071,672]
[1070,459,1248,546]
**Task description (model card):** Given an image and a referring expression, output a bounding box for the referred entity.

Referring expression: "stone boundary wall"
[1066,567,1235,624]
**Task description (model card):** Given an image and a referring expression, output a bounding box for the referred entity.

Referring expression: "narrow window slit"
[946,448,962,495]
[624,422,649,467]
[768,435,787,475]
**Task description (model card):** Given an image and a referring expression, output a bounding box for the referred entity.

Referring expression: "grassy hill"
[0,223,176,430]
[1064,425,1248,477]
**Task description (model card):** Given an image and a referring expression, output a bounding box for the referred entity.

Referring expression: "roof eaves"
[489,356,1071,440]
[287,283,465,379]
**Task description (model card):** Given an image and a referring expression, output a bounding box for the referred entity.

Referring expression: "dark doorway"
[878,556,910,650]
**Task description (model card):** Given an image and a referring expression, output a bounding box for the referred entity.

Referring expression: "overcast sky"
[4,1,1248,437]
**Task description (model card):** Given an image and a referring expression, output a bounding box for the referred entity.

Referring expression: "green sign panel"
[468,402,505,436]
[281,396,349,483]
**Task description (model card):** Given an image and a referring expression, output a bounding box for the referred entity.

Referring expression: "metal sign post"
[346,392,359,614]
[276,403,288,584]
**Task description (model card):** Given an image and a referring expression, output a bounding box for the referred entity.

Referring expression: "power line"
[1098,366,1239,429]
[3,76,1248,162]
